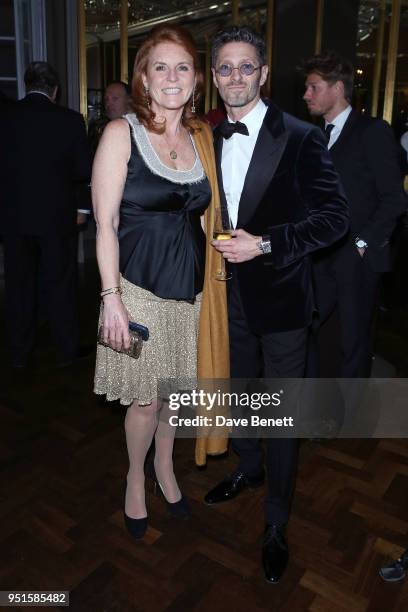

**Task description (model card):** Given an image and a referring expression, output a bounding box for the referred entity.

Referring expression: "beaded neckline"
[125,113,205,185]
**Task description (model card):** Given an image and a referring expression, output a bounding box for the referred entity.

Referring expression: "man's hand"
[212,229,262,263]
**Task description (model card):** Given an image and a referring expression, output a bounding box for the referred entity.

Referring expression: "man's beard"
[224,85,259,108]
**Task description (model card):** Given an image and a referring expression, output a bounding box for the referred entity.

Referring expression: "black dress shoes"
[262,524,289,584]
[204,469,265,505]
[379,548,408,582]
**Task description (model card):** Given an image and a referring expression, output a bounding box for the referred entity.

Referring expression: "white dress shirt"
[401,131,408,161]
[221,99,268,228]
[325,105,352,149]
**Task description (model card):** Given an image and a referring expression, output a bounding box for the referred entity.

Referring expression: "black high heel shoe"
[123,512,148,539]
[123,479,148,539]
[164,494,191,519]
[154,478,191,519]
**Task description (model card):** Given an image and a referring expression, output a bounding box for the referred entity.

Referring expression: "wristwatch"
[355,237,368,249]
[257,235,272,254]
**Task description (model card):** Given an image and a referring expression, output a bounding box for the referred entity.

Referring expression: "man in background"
[303,52,407,378]
[104,80,131,120]
[0,61,91,368]
[88,81,131,158]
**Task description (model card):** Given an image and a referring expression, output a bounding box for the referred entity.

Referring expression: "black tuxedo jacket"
[215,102,349,335]
[0,93,91,237]
[321,110,407,275]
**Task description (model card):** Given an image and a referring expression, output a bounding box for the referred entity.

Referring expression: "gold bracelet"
[100,286,122,297]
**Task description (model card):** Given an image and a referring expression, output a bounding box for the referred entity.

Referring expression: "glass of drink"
[213,208,233,281]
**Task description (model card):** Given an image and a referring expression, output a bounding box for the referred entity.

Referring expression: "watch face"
[356,240,365,248]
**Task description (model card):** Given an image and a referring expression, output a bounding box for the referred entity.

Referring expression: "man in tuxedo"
[0,61,91,368]
[204,27,349,583]
[303,52,407,378]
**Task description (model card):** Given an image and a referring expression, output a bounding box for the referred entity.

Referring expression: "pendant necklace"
[165,130,181,160]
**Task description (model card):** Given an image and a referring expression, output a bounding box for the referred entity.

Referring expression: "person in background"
[0,61,91,369]
[88,81,131,159]
[303,52,407,378]
[204,107,226,129]
[104,80,131,120]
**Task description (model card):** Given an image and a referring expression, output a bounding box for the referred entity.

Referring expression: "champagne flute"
[213,208,233,281]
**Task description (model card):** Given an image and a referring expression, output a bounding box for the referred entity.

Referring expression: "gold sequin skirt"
[94,276,201,406]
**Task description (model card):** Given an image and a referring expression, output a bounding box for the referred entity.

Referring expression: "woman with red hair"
[93,24,228,539]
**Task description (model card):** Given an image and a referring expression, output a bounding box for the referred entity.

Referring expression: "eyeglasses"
[215,63,262,77]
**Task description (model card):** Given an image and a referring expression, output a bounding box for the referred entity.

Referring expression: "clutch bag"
[97,321,148,359]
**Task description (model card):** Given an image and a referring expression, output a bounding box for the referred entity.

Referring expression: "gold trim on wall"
[120,0,129,83]
[205,38,212,114]
[103,41,107,89]
[314,0,324,54]
[383,0,401,124]
[232,0,239,25]
[78,0,87,120]
[371,0,386,117]
[112,45,117,81]
[266,0,274,95]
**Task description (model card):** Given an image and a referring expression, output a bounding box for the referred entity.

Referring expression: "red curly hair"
[131,24,203,134]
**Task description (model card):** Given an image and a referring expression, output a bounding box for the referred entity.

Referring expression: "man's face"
[303,73,340,118]
[104,83,128,119]
[212,42,268,111]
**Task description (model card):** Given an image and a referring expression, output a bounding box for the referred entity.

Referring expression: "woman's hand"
[93,119,131,352]
[101,293,131,351]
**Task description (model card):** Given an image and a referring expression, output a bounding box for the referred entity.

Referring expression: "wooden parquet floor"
[1,365,408,612]
[1,263,408,611]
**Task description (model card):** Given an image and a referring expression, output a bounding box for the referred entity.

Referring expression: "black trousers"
[307,253,380,378]
[3,233,79,365]
[228,271,307,526]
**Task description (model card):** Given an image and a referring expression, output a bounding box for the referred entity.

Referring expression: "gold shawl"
[192,120,230,466]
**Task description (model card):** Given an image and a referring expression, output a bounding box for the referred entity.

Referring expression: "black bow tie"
[219,120,249,139]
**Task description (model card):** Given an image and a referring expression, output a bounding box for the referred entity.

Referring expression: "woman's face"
[142,42,196,115]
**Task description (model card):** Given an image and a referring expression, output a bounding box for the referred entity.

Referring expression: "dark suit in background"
[303,53,407,378]
[0,92,91,366]
[308,111,407,377]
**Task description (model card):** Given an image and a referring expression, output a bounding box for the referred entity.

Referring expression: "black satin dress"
[118,121,211,301]
[94,116,212,405]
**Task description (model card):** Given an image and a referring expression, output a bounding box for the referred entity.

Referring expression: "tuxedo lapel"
[214,128,229,221]
[329,109,358,158]
[237,105,288,228]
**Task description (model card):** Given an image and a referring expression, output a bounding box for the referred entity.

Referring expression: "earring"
[191,86,196,114]
[144,85,150,110]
